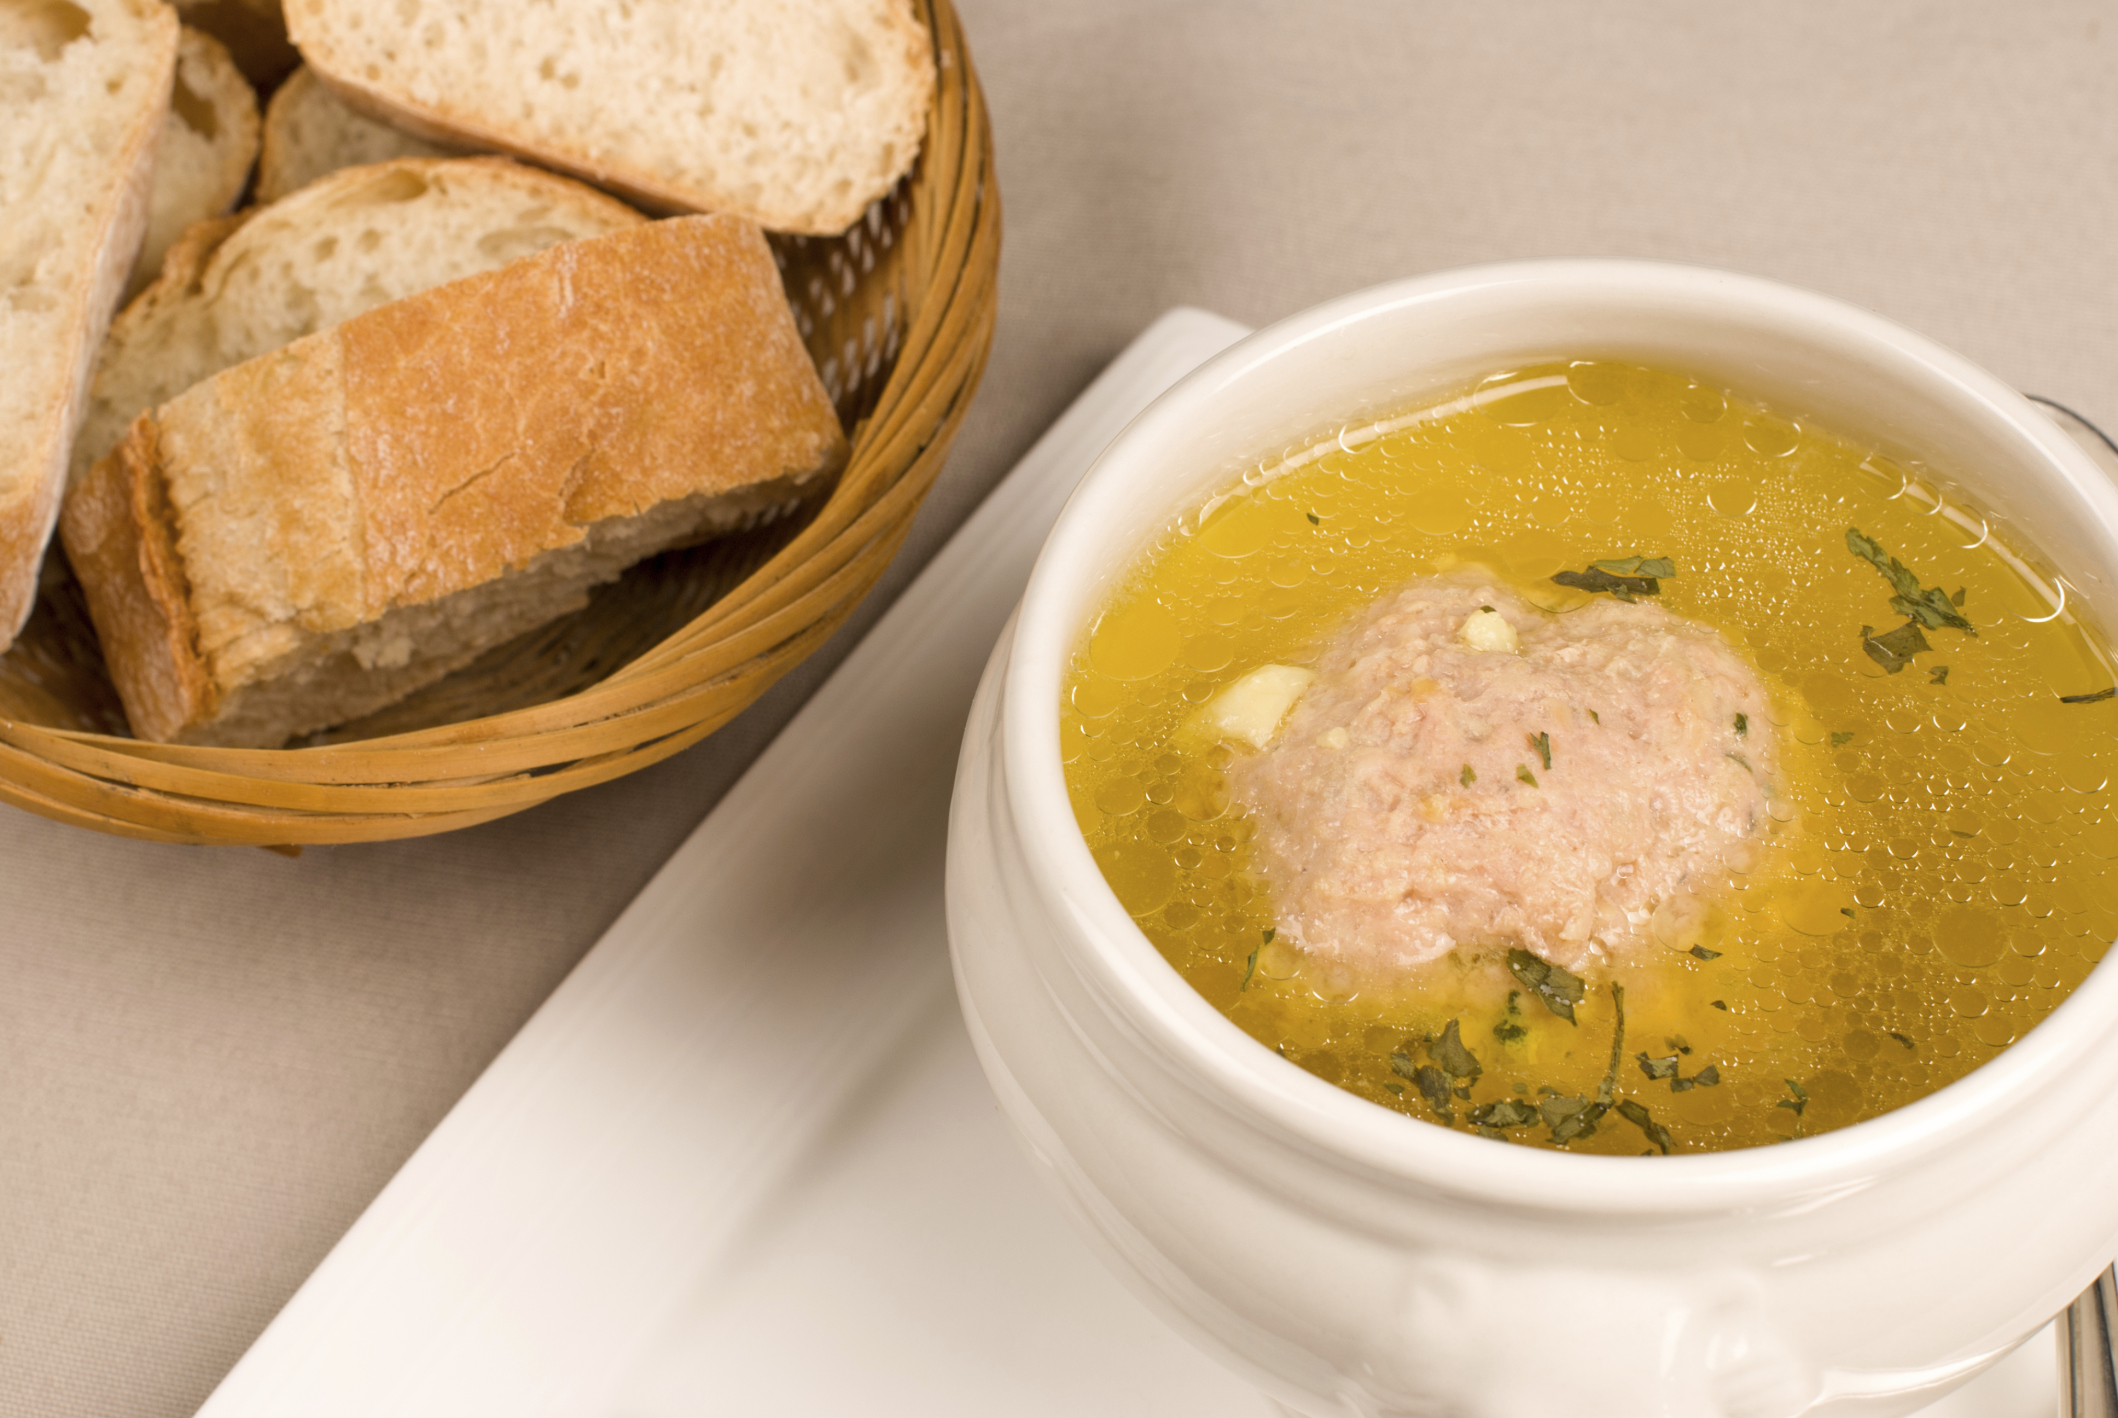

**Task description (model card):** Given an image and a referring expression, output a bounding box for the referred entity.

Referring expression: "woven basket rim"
[0,0,1000,845]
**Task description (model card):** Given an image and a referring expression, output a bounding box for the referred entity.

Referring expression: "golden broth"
[1062,360,2118,1154]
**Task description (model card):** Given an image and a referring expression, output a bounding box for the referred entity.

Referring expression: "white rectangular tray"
[198,308,2056,1418]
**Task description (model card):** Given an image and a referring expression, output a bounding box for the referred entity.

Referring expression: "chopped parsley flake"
[1671,1063,1720,1093]
[1846,528,1976,633]
[1241,928,1274,992]
[1507,948,1586,1024]
[1862,620,1931,674]
[1616,1099,1673,1155]
[1636,1052,1680,1081]
[1470,1098,1539,1129]
[1592,555,1677,579]
[1493,992,1528,1043]
[1553,564,1661,599]
[1429,1019,1482,1084]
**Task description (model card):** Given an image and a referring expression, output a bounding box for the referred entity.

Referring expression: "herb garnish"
[1516,764,1539,787]
[1530,985,1629,1147]
[1470,1099,1539,1129]
[1734,713,1748,737]
[1598,984,1627,1104]
[1710,999,1729,1011]
[1397,1056,1454,1122]
[1846,528,1975,674]
[1306,511,1320,525]
[1528,731,1552,770]
[1671,1063,1721,1094]
[1846,529,1976,633]
[1929,666,1949,686]
[1587,708,1600,724]
[1538,1093,1601,1143]
[1689,945,1722,960]
[1776,1079,1809,1117]
[1596,556,1677,579]
[1493,991,1528,1044]
[1395,1020,1487,1123]
[1636,1052,1680,1081]
[1430,1019,1482,1087]
[1830,731,1855,746]
[1241,928,1274,991]
[1889,1031,1916,1051]
[1551,558,1668,600]
[1507,948,1586,1024]
[2062,687,2118,704]
[1638,1051,1719,1092]
[1460,763,1476,786]
[1861,621,1931,674]
[1616,1099,1674,1155]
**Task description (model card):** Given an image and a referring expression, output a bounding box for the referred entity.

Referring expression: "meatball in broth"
[1232,578,1775,977]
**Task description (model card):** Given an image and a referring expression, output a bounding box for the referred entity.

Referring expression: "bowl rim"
[1001,257,2118,1217]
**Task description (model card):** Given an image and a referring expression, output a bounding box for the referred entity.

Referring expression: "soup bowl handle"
[1334,1256,1814,1418]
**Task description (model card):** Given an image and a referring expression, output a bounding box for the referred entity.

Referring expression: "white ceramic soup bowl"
[944,261,2118,1418]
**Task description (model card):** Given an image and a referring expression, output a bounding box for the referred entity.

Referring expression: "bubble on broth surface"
[1063,362,2118,1154]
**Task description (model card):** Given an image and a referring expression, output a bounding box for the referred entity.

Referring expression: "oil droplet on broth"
[1063,361,2118,1155]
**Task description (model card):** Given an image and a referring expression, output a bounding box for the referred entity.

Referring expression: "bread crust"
[0,0,179,650]
[284,0,934,234]
[63,215,847,745]
[76,158,648,495]
[58,418,216,742]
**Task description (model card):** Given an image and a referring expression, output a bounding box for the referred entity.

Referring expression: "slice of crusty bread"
[0,0,177,649]
[74,157,644,492]
[127,26,259,300]
[284,0,935,235]
[63,215,848,748]
[257,64,465,204]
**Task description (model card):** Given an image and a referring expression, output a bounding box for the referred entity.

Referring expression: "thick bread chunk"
[75,157,644,490]
[127,26,259,300]
[63,216,848,748]
[285,0,934,235]
[0,0,177,648]
[257,65,464,204]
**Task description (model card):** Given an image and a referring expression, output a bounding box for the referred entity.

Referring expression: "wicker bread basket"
[0,0,999,847]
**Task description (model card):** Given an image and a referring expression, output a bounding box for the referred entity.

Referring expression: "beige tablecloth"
[4,3,2114,1413]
